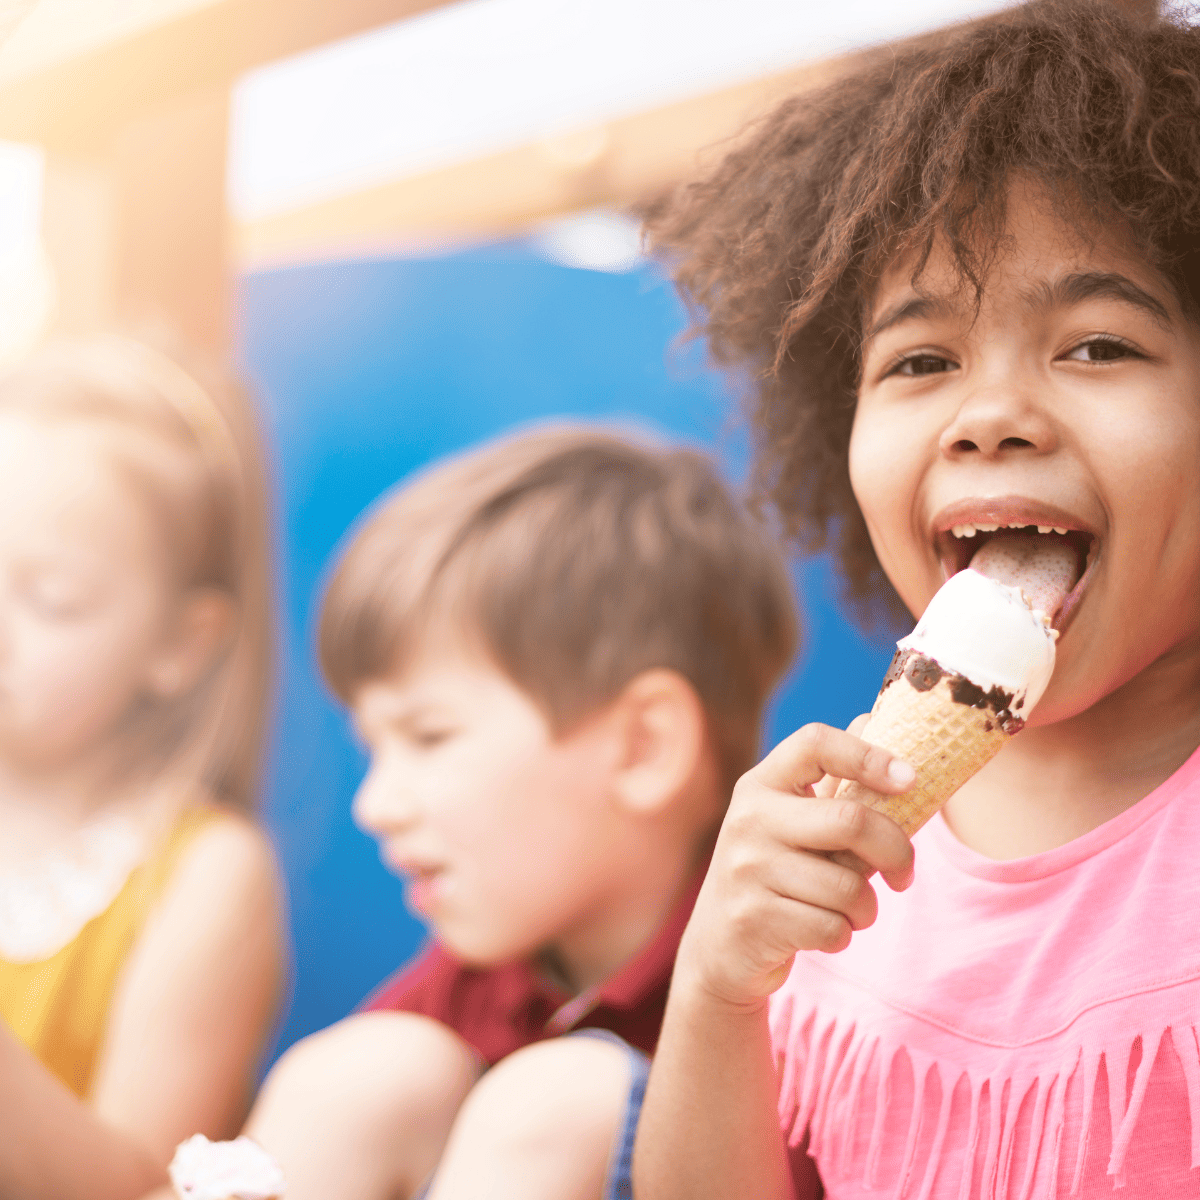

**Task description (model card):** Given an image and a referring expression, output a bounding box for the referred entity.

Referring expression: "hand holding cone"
[829,536,1072,876]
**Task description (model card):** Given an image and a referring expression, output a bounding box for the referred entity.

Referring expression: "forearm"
[633,977,794,1200]
[0,1025,166,1200]
[630,723,917,1200]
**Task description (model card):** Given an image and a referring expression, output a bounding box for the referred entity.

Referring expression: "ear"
[144,587,238,700]
[609,668,708,816]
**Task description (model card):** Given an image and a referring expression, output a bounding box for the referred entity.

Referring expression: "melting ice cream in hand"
[831,532,1075,875]
[168,1135,286,1200]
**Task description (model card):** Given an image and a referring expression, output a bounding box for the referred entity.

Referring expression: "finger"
[755,722,915,797]
[750,786,915,886]
[813,713,873,798]
[707,886,851,982]
[768,892,855,956]
[830,842,917,893]
[760,849,879,932]
[846,712,871,737]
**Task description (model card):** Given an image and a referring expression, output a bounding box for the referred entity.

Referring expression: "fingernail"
[888,759,916,786]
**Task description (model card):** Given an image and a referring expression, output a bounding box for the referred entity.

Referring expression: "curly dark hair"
[644,0,1200,627]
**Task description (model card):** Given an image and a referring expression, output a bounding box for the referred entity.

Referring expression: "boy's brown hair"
[319,425,798,790]
[643,0,1200,625]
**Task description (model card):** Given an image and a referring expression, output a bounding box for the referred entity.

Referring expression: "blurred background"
[0,0,1135,1066]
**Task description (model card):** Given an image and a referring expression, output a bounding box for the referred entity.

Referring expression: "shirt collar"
[544,858,708,1035]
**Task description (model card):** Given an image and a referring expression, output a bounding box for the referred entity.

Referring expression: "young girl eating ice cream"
[0,338,284,1195]
[633,2,1200,1196]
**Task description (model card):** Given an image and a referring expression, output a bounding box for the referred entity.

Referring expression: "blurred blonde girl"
[0,337,285,1192]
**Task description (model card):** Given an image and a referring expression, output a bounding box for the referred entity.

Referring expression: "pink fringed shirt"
[769,743,1200,1199]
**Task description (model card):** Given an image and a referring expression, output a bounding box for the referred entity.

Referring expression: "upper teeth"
[950,522,1070,538]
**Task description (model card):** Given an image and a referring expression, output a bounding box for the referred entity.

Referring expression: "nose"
[351,756,420,839]
[937,373,1057,461]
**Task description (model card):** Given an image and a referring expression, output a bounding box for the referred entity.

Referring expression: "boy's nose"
[937,379,1057,460]
[351,762,420,837]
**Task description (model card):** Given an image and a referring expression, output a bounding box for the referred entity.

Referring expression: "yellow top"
[0,805,222,1098]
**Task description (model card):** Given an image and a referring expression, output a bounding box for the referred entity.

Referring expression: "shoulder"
[174,806,276,878]
[141,807,282,957]
[164,808,279,909]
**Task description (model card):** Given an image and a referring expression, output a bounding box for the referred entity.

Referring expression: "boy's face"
[851,182,1200,725]
[351,633,629,968]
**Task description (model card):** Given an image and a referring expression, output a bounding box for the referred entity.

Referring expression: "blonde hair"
[0,336,273,811]
[320,424,798,790]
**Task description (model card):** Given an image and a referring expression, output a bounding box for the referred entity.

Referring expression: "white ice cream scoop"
[168,1135,286,1200]
[899,530,1076,715]
[899,568,1059,715]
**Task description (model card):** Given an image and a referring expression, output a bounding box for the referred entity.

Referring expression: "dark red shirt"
[362,868,704,1065]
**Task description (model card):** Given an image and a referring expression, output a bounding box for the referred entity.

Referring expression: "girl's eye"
[20,580,88,618]
[410,728,454,749]
[1062,335,1144,363]
[887,353,957,378]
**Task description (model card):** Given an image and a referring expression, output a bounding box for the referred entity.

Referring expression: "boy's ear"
[144,587,238,700]
[610,668,708,816]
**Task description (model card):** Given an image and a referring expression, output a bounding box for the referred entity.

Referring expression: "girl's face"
[851,184,1200,725]
[0,415,187,776]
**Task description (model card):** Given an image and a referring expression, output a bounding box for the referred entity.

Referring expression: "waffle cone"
[831,672,1011,873]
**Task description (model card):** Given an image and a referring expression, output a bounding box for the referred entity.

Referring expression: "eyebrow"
[862,269,1173,348]
[1022,271,1172,328]
[357,696,445,737]
[862,294,956,345]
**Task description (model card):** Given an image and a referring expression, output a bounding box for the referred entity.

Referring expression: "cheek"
[849,403,913,542]
[9,607,165,726]
[1102,425,1200,625]
[414,737,547,860]
[460,744,605,872]
[449,750,563,846]
[1089,380,1200,563]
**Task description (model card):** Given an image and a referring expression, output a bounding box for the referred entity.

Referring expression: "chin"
[1024,657,1133,729]
[437,929,511,967]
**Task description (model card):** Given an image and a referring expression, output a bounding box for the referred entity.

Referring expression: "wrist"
[670,959,775,1021]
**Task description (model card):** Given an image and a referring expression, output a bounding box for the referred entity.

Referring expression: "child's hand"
[678,720,917,1010]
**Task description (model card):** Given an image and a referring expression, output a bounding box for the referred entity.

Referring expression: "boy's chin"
[435,927,517,968]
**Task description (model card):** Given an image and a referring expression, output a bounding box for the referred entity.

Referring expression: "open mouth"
[391,859,443,884]
[935,522,1099,629]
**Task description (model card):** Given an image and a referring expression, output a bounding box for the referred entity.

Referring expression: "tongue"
[969,533,1077,620]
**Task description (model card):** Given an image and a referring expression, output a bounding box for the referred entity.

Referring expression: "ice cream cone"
[826,541,1071,877]
[830,649,1017,875]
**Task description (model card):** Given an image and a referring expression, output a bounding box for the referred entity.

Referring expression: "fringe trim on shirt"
[772,994,1200,1199]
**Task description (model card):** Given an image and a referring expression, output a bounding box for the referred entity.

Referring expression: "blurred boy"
[246,425,797,1200]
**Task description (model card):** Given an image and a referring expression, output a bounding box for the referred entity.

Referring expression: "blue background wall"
[237,244,897,1065]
